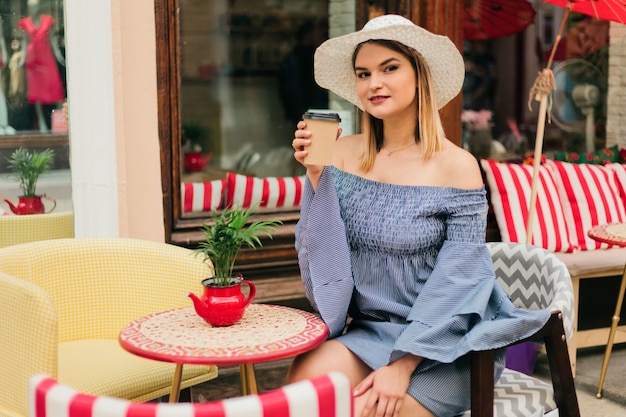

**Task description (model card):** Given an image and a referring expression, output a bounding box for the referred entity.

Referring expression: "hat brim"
[314,16,464,110]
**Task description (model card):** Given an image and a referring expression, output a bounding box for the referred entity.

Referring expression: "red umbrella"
[464,0,536,40]
[526,0,626,244]
[543,0,626,66]
[544,0,626,25]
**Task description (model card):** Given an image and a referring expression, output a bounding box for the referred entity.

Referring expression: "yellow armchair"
[0,238,218,417]
[0,211,74,248]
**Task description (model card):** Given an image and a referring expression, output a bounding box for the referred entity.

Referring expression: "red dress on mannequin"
[17,15,64,104]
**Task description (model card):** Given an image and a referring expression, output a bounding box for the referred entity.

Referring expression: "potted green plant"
[182,120,211,172]
[3,147,56,215]
[182,120,204,151]
[187,205,282,326]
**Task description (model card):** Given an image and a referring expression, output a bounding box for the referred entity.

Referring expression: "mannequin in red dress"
[17,0,65,132]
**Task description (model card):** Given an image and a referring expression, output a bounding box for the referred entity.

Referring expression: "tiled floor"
[535,344,626,416]
[192,360,292,402]
[576,389,626,417]
[191,345,626,415]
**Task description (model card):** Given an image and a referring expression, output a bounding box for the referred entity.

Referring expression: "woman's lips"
[369,95,389,104]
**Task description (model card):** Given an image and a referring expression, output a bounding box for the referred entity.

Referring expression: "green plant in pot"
[182,120,211,172]
[188,205,282,326]
[3,147,57,215]
[182,120,205,152]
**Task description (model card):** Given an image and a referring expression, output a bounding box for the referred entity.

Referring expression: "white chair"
[465,242,580,416]
[29,372,353,417]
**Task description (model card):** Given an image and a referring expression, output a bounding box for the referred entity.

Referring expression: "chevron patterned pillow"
[481,159,575,253]
[461,368,557,416]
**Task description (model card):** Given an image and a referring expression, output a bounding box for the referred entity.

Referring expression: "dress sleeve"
[390,190,551,364]
[295,168,354,338]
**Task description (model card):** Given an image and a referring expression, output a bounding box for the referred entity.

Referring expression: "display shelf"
[0,133,69,148]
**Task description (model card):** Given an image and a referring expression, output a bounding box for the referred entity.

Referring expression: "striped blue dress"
[295,166,550,416]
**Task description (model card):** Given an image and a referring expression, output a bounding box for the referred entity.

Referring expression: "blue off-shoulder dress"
[295,166,551,417]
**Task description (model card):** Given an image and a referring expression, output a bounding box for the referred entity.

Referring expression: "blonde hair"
[353,40,447,172]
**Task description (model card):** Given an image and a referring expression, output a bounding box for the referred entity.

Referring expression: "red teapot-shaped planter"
[188,275,256,327]
[4,195,56,215]
[183,151,212,172]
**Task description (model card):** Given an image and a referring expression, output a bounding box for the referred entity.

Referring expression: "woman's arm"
[50,35,65,66]
[0,20,7,66]
[18,34,27,67]
[294,168,354,338]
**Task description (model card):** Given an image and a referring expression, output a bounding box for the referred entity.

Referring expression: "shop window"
[178,1,329,218]
[0,0,69,207]
[0,0,66,137]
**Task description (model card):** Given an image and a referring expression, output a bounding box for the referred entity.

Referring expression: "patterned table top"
[119,304,328,365]
[588,223,626,247]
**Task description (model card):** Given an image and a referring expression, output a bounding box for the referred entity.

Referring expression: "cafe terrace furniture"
[481,158,626,376]
[0,211,74,248]
[28,371,353,417]
[184,156,626,377]
[119,304,329,402]
[463,242,579,417]
[0,238,218,417]
[587,222,626,399]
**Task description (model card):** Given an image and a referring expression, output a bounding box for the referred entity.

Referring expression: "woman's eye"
[356,71,370,79]
[384,65,398,72]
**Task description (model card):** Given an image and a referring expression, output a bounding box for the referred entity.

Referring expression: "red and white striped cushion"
[606,163,626,209]
[226,173,305,209]
[548,161,626,250]
[181,179,226,213]
[481,159,574,253]
[29,372,353,417]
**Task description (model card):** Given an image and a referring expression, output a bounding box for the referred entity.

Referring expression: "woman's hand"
[292,120,314,167]
[353,355,421,417]
[293,120,341,190]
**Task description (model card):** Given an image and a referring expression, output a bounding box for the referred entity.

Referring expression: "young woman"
[289,15,550,417]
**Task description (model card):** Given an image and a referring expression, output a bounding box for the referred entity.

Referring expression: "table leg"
[596,265,626,399]
[239,363,258,395]
[239,364,249,395]
[169,363,184,403]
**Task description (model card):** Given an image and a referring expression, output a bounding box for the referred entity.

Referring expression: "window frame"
[154,0,301,279]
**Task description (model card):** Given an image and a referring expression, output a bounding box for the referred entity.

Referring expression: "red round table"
[119,304,328,402]
[587,223,626,399]
[587,223,626,247]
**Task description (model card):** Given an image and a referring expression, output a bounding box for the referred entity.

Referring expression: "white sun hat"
[314,14,464,110]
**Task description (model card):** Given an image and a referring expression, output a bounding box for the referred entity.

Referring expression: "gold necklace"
[384,142,415,156]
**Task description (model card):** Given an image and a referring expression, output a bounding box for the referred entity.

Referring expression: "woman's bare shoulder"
[332,133,365,167]
[436,141,484,189]
[336,133,365,148]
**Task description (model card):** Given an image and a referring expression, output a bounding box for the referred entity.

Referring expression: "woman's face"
[354,43,417,121]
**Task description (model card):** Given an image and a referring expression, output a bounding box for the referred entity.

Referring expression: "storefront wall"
[65,0,164,241]
[607,23,626,149]
[63,1,623,241]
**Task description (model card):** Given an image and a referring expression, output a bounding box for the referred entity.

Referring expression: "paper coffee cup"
[302,112,341,166]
